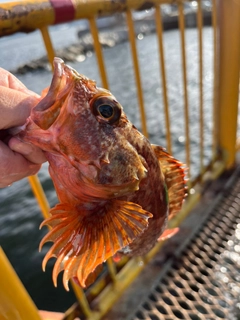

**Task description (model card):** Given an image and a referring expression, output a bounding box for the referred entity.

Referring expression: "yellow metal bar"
[155,5,172,153]
[106,257,117,282]
[197,0,204,174]
[70,282,92,318]
[40,26,55,70]
[0,0,54,36]
[88,17,109,89]
[126,9,148,137]
[75,0,176,21]
[217,0,240,168]
[0,0,179,37]
[0,247,42,320]
[212,0,218,160]
[28,175,50,219]
[178,2,191,179]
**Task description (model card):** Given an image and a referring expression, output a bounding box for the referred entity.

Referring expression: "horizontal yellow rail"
[1,0,188,36]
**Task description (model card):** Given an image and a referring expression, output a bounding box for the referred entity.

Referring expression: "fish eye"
[91,96,122,125]
[98,104,114,119]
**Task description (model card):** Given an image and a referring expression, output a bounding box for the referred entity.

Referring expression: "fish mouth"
[30,57,96,130]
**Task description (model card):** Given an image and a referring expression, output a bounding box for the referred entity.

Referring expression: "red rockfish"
[18,58,187,290]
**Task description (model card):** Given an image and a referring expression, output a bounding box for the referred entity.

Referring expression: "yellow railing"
[0,248,42,320]
[217,0,240,168]
[1,0,240,319]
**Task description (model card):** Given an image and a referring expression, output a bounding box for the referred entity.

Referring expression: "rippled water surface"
[0,25,216,311]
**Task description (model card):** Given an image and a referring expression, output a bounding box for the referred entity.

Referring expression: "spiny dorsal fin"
[151,145,187,220]
[39,200,152,290]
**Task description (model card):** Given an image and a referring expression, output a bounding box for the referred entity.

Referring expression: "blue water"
[0,24,215,311]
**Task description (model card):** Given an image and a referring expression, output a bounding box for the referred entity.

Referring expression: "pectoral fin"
[39,200,152,290]
[152,145,187,220]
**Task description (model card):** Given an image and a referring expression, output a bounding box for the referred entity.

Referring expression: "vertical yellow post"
[126,9,148,137]
[178,2,191,179]
[155,5,172,154]
[70,282,92,318]
[0,248,42,320]
[217,0,240,168]
[197,0,204,174]
[89,17,109,89]
[212,0,218,160]
[28,175,50,219]
[40,26,55,70]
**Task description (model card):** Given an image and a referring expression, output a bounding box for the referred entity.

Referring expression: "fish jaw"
[30,57,96,130]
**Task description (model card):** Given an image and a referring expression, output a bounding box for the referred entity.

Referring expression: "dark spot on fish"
[98,174,114,184]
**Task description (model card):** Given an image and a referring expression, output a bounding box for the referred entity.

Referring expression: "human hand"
[39,310,64,320]
[0,68,47,188]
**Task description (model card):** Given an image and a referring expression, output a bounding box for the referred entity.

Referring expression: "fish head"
[23,58,147,196]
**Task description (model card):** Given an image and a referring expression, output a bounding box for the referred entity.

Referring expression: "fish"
[17,57,187,290]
